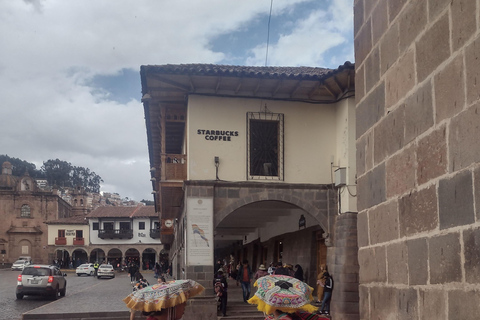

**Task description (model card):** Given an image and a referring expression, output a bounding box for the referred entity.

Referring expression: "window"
[247,111,284,180]
[76,230,83,238]
[119,222,130,230]
[92,222,99,230]
[139,222,145,230]
[58,230,65,238]
[103,222,114,230]
[20,205,31,218]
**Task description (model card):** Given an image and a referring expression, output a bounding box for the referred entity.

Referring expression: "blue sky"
[0,0,353,201]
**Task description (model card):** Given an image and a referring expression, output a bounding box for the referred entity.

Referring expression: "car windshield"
[78,264,89,268]
[23,267,50,276]
[14,260,24,264]
[100,265,112,268]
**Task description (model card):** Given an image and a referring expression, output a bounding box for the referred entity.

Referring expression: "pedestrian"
[316,264,327,303]
[285,264,295,277]
[273,262,289,276]
[128,262,139,284]
[94,261,99,276]
[294,264,304,282]
[267,262,276,275]
[133,272,149,292]
[154,262,161,278]
[215,259,223,273]
[236,259,253,303]
[213,268,228,316]
[320,272,334,315]
[254,264,268,280]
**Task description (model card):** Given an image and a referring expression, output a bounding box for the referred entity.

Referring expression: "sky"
[0,0,354,202]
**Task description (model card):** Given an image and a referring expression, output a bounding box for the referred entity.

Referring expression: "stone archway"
[89,248,106,263]
[72,248,88,267]
[142,248,157,270]
[125,248,140,266]
[107,248,122,266]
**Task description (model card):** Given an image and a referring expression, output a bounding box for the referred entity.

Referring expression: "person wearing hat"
[254,264,268,280]
[213,268,228,316]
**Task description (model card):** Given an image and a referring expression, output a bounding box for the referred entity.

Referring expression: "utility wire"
[265,0,273,66]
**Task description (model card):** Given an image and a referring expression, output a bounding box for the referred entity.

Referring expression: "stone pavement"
[22,269,139,320]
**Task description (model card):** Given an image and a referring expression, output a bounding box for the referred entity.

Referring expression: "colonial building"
[0,161,73,264]
[86,205,163,269]
[355,1,480,319]
[46,214,89,267]
[140,63,358,319]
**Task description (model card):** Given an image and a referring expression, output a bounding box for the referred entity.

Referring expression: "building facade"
[0,161,73,264]
[355,0,480,319]
[86,205,163,269]
[141,64,358,319]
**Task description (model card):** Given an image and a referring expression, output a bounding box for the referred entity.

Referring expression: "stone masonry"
[355,0,480,319]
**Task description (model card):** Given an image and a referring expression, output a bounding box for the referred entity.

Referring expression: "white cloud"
[0,0,353,201]
[246,0,353,67]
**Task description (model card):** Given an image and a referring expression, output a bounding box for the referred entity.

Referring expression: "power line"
[265,0,273,66]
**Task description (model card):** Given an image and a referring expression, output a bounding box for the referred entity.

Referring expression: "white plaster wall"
[88,218,161,245]
[186,95,339,184]
[335,98,357,213]
[47,224,90,245]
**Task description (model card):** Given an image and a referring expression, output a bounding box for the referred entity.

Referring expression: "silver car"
[16,265,67,300]
[97,264,115,279]
[11,260,31,271]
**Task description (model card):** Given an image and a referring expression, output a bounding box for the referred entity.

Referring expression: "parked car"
[11,260,31,271]
[76,263,95,276]
[18,256,32,263]
[97,264,115,279]
[16,265,67,300]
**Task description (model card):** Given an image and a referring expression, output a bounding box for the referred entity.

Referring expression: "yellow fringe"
[247,295,318,315]
[123,285,204,312]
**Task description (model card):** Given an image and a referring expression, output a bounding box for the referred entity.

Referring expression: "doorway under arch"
[72,248,88,267]
[142,248,157,270]
[125,248,140,266]
[90,248,106,263]
[107,248,122,267]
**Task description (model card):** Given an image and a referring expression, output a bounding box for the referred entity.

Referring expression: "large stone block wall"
[355,0,480,319]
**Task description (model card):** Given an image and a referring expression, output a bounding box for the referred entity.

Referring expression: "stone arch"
[72,248,88,267]
[216,191,329,231]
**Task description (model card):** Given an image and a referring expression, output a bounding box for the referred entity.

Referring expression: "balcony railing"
[150,229,160,239]
[98,229,133,239]
[162,154,187,181]
[73,237,84,245]
[55,237,66,245]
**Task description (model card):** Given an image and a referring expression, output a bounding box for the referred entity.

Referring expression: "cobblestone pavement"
[0,267,160,320]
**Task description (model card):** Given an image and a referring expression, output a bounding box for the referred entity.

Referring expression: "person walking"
[294,264,304,282]
[320,272,334,315]
[236,259,253,303]
[254,264,268,280]
[213,268,228,316]
[128,262,139,284]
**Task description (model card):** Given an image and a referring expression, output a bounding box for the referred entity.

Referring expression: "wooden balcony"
[162,154,187,181]
[98,229,133,239]
[73,237,84,245]
[150,229,161,239]
[55,237,66,245]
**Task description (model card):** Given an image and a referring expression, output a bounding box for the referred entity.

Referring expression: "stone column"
[182,186,217,320]
[331,212,359,320]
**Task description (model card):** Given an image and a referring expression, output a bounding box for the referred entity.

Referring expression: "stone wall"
[355,0,480,319]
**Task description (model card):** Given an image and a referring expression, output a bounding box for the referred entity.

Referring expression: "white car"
[11,260,31,271]
[97,264,115,279]
[76,263,95,276]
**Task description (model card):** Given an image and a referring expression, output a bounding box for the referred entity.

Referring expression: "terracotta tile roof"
[86,206,157,219]
[141,62,354,81]
[46,215,88,225]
